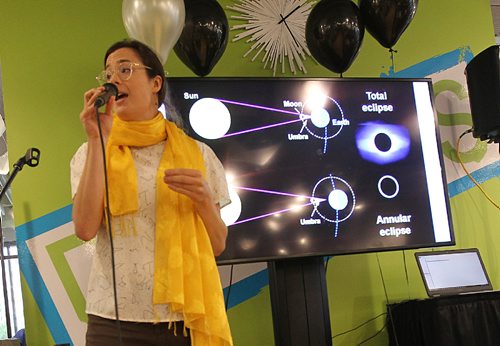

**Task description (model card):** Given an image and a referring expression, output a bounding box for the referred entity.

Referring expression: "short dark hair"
[104,39,166,106]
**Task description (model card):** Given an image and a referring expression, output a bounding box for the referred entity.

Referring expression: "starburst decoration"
[228,0,315,75]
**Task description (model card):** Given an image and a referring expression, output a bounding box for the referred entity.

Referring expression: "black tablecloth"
[387,291,500,346]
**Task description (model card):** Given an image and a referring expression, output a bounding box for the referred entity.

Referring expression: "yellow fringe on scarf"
[106,113,233,346]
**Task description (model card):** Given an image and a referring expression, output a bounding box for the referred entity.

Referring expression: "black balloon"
[174,0,228,77]
[359,0,418,49]
[306,0,364,74]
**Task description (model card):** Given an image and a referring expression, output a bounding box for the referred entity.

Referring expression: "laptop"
[415,248,493,297]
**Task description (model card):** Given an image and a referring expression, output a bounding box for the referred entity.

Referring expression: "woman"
[70,39,233,346]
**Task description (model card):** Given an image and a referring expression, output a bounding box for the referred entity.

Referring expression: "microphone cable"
[95,105,123,346]
[331,311,387,342]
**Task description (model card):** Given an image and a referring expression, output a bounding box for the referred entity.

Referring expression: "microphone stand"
[0,148,40,338]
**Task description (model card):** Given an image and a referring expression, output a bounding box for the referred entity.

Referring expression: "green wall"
[0,1,498,345]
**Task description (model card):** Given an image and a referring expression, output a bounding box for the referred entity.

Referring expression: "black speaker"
[465,45,500,143]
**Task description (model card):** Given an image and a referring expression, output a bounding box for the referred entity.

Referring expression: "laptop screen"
[415,248,493,297]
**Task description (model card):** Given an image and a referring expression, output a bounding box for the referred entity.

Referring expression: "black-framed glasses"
[96,61,152,85]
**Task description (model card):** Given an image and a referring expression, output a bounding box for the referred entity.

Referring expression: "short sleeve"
[70,142,88,198]
[197,141,231,208]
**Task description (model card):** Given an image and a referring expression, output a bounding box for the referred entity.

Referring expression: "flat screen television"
[166,78,455,264]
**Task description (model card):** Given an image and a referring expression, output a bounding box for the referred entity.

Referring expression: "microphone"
[0,147,40,201]
[24,148,40,167]
[13,148,40,170]
[95,83,118,108]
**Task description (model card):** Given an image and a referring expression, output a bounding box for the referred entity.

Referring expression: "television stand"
[267,256,332,346]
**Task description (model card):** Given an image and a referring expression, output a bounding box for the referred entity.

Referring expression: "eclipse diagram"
[186,97,402,239]
[188,95,349,154]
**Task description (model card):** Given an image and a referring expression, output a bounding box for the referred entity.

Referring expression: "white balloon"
[122,0,185,64]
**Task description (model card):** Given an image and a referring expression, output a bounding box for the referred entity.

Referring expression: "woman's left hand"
[163,168,228,255]
[163,168,227,256]
[163,168,212,209]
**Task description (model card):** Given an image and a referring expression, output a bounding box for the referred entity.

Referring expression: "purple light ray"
[231,202,315,226]
[235,186,326,201]
[223,118,305,138]
[215,98,312,138]
[216,98,307,117]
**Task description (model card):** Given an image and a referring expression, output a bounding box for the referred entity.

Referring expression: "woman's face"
[105,47,161,121]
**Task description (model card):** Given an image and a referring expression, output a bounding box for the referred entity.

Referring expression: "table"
[387,291,500,346]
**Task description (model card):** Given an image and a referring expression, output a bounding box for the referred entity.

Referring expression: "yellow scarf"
[106,113,233,346]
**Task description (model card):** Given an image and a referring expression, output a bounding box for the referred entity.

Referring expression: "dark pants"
[86,314,191,346]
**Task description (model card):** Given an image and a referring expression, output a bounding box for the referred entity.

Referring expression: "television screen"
[166,78,455,264]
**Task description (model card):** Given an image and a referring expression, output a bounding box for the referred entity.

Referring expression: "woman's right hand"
[80,86,115,140]
[73,86,115,241]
